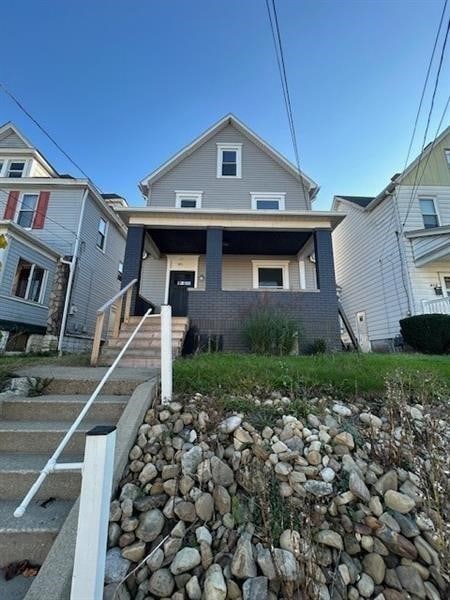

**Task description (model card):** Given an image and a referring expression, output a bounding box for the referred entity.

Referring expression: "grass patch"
[0,353,90,391]
[174,352,450,398]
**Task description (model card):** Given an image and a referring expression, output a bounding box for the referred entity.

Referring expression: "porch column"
[314,229,337,294]
[122,226,145,315]
[205,228,223,291]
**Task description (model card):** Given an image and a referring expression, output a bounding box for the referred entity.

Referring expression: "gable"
[147,122,314,211]
[401,130,450,187]
[140,115,318,199]
[0,126,30,149]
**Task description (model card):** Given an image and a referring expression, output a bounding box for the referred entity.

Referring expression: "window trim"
[6,160,26,178]
[419,197,440,229]
[250,192,286,211]
[12,258,48,304]
[96,217,108,252]
[252,260,290,290]
[216,143,242,179]
[444,149,450,167]
[439,273,450,297]
[175,190,203,209]
[15,192,39,230]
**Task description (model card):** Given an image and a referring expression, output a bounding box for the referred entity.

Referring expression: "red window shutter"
[32,191,50,229]
[3,190,20,220]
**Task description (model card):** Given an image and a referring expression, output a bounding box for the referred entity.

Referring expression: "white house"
[333,126,450,351]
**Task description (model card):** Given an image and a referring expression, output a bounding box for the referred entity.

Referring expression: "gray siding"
[0,131,28,148]
[148,123,309,210]
[140,256,168,308]
[66,193,125,337]
[0,237,56,328]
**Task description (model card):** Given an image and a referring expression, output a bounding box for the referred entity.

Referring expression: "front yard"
[174,352,450,398]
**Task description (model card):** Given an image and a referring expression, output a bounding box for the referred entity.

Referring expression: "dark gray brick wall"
[205,228,223,291]
[188,229,341,352]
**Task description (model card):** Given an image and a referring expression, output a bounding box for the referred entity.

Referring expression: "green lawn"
[174,353,450,398]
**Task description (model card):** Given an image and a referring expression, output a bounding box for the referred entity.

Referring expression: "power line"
[265,0,310,204]
[0,81,101,191]
[402,14,450,227]
[379,1,449,259]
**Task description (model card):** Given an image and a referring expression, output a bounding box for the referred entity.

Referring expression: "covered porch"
[119,208,344,351]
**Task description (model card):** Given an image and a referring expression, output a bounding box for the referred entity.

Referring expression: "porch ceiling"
[147,228,312,255]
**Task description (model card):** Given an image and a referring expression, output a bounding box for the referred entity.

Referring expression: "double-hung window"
[216,143,242,178]
[419,198,439,229]
[7,161,26,178]
[97,218,108,251]
[251,192,286,210]
[252,260,290,290]
[17,193,38,228]
[12,258,47,303]
[175,191,203,208]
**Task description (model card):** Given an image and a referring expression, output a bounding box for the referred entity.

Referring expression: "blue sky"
[0,0,448,209]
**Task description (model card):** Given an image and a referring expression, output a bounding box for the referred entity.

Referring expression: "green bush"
[243,308,298,355]
[308,338,327,355]
[400,314,450,354]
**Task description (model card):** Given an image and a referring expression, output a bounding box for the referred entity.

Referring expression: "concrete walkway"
[17,365,158,381]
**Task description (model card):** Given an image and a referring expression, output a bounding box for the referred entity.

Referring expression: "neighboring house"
[0,122,127,352]
[333,126,450,352]
[116,114,344,353]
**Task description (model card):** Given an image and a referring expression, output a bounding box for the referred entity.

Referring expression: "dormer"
[0,122,58,179]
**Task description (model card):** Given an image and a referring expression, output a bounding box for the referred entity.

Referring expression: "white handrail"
[14,308,153,518]
[97,278,137,314]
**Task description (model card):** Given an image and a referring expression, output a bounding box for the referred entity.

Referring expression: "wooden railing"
[90,279,137,366]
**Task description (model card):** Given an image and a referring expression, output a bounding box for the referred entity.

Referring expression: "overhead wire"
[265,0,310,204]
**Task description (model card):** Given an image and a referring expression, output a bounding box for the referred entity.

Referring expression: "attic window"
[419,198,439,229]
[175,191,203,208]
[216,143,242,178]
[251,192,285,210]
[7,161,26,178]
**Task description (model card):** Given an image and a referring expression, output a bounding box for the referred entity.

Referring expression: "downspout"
[57,188,89,354]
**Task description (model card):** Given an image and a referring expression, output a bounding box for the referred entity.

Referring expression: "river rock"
[362,553,385,584]
[105,548,130,584]
[231,534,257,579]
[148,568,175,597]
[135,509,164,542]
[242,576,268,599]
[384,490,416,513]
[211,456,234,486]
[396,565,426,598]
[203,564,227,600]
[170,547,201,574]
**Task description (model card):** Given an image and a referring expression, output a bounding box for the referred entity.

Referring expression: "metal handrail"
[14,308,153,518]
[97,278,137,315]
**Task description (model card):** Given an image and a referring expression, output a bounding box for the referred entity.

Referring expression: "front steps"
[100,315,189,367]
[0,384,129,598]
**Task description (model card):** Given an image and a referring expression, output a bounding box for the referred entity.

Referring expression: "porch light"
[433,285,443,296]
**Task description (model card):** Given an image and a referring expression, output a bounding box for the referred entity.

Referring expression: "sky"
[0,0,448,210]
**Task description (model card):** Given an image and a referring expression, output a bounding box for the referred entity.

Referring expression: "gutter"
[57,188,88,354]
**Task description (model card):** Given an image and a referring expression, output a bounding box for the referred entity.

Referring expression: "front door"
[168,271,195,316]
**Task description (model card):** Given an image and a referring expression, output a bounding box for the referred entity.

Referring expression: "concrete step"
[0,453,82,500]
[0,395,128,422]
[114,357,162,368]
[0,421,111,454]
[0,499,73,567]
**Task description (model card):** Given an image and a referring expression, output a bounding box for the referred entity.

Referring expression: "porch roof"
[146,228,313,255]
[116,207,345,231]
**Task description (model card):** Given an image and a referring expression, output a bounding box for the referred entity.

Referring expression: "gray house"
[114,114,344,358]
[0,122,127,352]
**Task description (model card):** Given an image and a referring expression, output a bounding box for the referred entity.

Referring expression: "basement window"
[12,258,47,303]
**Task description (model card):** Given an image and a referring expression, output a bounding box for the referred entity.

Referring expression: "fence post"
[160,304,173,404]
[70,425,116,600]
[91,312,105,366]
